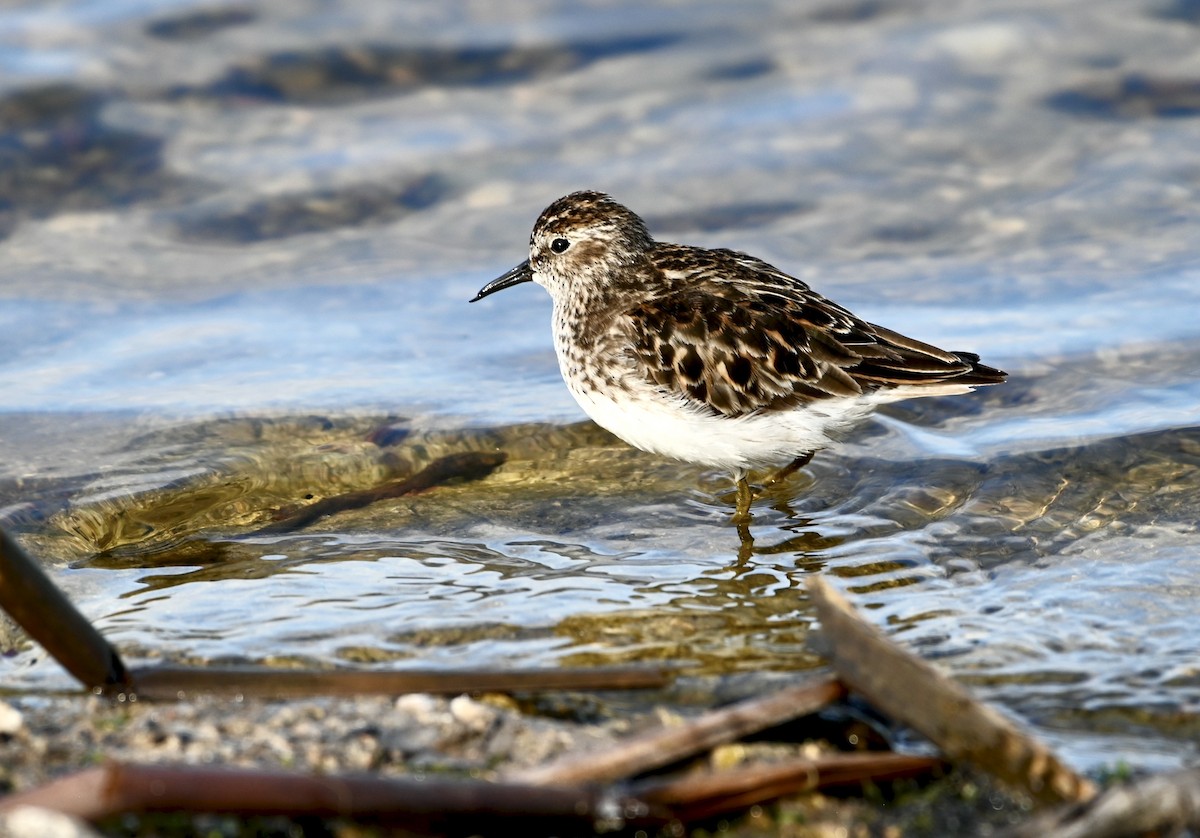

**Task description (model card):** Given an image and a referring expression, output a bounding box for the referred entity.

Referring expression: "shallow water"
[1,0,1199,774]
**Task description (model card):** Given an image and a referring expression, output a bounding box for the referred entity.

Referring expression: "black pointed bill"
[470,260,533,302]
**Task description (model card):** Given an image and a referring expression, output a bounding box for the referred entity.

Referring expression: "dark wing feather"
[618,246,1006,418]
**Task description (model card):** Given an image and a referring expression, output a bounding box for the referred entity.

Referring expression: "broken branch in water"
[0,527,131,694]
[807,575,1095,806]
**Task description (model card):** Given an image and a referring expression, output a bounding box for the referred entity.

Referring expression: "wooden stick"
[807,576,1095,806]
[0,526,130,693]
[128,664,670,700]
[0,761,666,830]
[632,751,942,821]
[509,676,845,786]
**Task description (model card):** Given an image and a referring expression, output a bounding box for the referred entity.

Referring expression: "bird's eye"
[549,237,570,254]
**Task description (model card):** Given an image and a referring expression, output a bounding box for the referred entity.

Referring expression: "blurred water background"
[1,0,1199,774]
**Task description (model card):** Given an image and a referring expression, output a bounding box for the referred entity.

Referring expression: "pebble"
[449,695,497,732]
[0,806,100,838]
[0,702,23,736]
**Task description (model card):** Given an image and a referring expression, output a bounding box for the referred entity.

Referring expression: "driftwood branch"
[126,663,670,700]
[0,762,665,831]
[509,676,846,786]
[0,527,130,694]
[807,576,1095,806]
[632,751,942,822]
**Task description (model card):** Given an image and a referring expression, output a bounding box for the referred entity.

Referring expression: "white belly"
[566,379,876,472]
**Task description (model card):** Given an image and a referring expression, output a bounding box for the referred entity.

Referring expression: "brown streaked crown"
[531,190,651,252]
[527,191,653,286]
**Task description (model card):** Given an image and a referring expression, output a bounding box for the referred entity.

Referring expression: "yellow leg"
[732,474,753,524]
[730,452,814,524]
[730,453,813,530]
[736,517,754,560]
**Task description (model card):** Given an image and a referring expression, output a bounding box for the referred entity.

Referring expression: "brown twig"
[126,663,671,700]
[0,762,667,831]
[632,751,943,822]
[0,526,131,694]
[508,676,846,786]
[807,576,1095,806]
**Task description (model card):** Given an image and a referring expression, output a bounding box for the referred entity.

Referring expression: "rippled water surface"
[2,0,1199,774]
